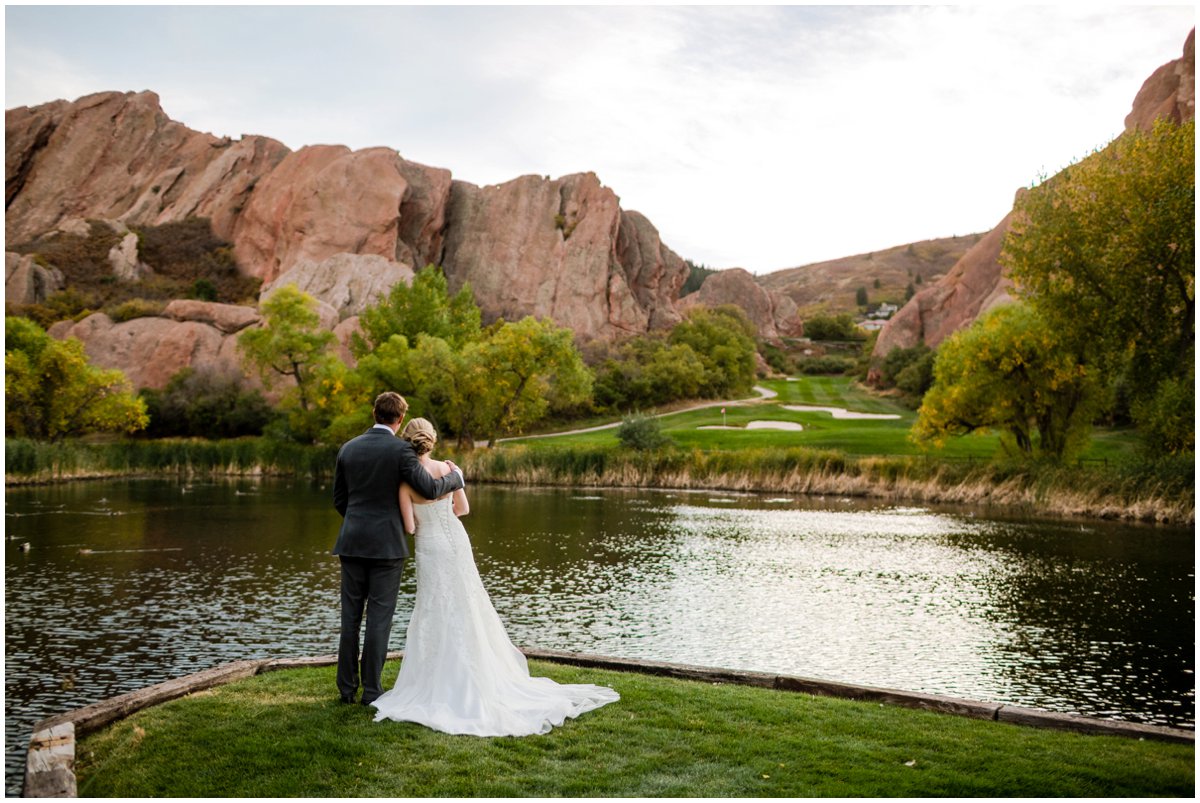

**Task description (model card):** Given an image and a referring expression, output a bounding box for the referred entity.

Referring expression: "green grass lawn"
[75,660,1193,797]
[509,376,1142,462]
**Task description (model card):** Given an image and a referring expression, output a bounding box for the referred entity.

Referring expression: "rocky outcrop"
[440,172,687,341]
[47,312,246,391]
[261,252,415,322]
[5,251,63,305]
[1125,29,1195,132]
[106,232,149,282]
[160,299,260,334]
[870,209,1015,359]
[677,268,802,342]
[4,91,289,245]
[231,146,451,284]
[7,91,699,347]
[870,28,1194,372]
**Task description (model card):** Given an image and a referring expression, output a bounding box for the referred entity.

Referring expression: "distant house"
[868,302,900,320]
[857,319,887,332]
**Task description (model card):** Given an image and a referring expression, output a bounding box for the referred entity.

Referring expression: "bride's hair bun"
[402,417,438,455]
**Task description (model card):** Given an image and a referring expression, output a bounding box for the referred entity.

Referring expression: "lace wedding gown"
[371,496,619,736]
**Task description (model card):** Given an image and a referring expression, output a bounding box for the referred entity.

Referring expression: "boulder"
[676,268,802,342]
[107,232,149,281]
[161,299,260,334]
[260,252,415,321]
[48,312,244,390]
[5,251,63,305]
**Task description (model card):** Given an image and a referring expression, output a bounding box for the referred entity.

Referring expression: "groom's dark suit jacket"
[332,426,463,560]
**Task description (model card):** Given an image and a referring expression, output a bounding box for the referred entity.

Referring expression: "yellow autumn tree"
[913,303,1102,461]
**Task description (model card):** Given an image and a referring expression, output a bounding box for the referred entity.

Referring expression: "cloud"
[4,4,1194,272]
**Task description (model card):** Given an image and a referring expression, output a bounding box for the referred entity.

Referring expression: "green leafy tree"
[913,303,1102,460]
[804,313,862,341]
[237,285,335,437]
[1001,118,1194,453]
[680,260,718,297]
[5,317,148,440]
[139,366,275,438]
[354,265,481,355]
[855,286,869,306]
[472,317,592,446]
[413,317,591,448]
[669,305,757,398]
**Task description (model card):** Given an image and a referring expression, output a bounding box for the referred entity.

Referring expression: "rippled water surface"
[5,478,1194,792]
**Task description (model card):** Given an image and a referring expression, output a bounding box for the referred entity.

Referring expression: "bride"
[370,418,619,736]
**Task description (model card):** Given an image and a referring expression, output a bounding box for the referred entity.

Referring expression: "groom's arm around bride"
[330,391,464,705]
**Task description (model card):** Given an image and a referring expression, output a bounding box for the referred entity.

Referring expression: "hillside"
[756,234,982,318]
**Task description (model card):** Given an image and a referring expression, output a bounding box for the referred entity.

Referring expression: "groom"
[332,391,464,705]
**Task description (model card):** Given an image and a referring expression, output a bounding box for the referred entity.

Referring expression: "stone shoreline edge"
[24,648,1195,797]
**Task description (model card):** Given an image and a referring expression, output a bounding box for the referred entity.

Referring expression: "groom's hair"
[373,392,409,425]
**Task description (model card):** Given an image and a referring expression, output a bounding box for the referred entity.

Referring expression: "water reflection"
[4,479,1194,793]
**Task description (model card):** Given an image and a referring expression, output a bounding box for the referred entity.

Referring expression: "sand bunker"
[698,420,805,431]
[781,404,900,420]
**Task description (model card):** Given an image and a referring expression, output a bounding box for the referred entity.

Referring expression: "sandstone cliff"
[6,92,690,387]
[868,28,1195,370]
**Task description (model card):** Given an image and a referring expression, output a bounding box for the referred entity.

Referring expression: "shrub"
[106,298,165,323]
[617,414,669,450]
[795,355,854,375]
[804,314,862,341]
[139,366,277,439]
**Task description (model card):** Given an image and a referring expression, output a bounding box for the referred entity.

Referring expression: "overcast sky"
[4,3,1194,274]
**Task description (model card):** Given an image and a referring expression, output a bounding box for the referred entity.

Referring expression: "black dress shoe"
[360,697,377,706]
[339,695,356,704]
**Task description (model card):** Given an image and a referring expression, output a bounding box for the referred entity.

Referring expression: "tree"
[855,286,869,306]
[414,317,592,448]
[5,317,149,440]
[354,265,481,355]
[913,303,1102,460]
[139,366,275,438]
[669,305,757,398]
[804,313,861,341]
[471,317,592,447]
[1001,118,1194,453]
[237,285,335,439]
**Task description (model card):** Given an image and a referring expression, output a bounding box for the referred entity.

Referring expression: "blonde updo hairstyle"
[402,417,438,456]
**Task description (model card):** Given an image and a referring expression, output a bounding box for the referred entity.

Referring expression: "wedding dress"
[371,495,619,736]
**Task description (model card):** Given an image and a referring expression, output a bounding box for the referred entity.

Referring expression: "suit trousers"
[337,555,405,704]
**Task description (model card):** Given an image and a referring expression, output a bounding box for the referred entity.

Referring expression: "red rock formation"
[677,268,802,342]
[47,312,244,391]
[261,252,415,321]
[5,251,63,305]
[4,91,288,245]
[1126,29,1195,132]
[440,172,688,341]
[870,28,1194,375]
[6,90,700,356]
[231,146,451,284]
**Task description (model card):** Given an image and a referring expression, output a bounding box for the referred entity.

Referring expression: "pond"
[4,477,1194,792]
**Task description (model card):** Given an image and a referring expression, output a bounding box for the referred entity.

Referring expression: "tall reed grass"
[6,438,1191,524]
[4,438,338,483]
[464,445,1194,524]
